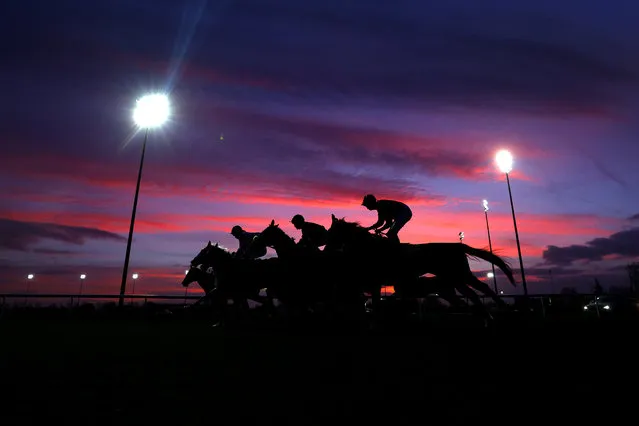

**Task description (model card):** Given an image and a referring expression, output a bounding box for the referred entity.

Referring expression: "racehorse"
[190,241,333,319]
[182,259,275,324]
[325,215,516,321]
[252,221,374,320]
[182,264,217,306]
[253,220,466,309]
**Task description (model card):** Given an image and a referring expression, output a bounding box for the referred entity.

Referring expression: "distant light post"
[24,274,34,305]
[130,273,139,305]
[495,149,528,296]
[482,199,498,294]
[119,93,170,308]
[78,274,86,306]
[132,273,139,293]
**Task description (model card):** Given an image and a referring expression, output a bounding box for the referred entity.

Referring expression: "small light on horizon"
[133,93,170,129]
[185,269,189,275]
[496,150,513,174]
[487,272,494,278]
[499,290,504,295]
[132,273,139,280]
[80,274,86,280]
[27,274,34,280]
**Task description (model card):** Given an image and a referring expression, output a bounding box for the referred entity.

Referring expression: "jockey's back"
[376,199,412,221]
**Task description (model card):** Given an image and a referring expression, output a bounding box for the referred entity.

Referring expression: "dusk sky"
[2,0,639,297]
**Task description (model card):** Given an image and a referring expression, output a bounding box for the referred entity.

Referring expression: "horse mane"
[267,223,296,243]
[333,218,385,241]
[207,243,235,258]
[257,222,297,245]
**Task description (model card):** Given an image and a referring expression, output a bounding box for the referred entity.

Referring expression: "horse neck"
[345,231,387,251]
[270,231,297,257]
[196,274,215,293]
[205,250,233,272]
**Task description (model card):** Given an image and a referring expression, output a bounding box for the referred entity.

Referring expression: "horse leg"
[439,286,466,309]
[209,290,227,327]
[464,275,508,309]
[233,296,250,325]
[370,287,382,329]
[263,292,276,319]
[454,283,493,326]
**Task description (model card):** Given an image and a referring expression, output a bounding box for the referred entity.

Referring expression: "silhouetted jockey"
[361,194,413,244]
[291,214,328,251]
[230,225,267,259]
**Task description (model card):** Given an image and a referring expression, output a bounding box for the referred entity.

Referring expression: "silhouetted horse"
[253,220,321,258]
[254,220,465,310]
[182,264,217,306]
[191,241,332,319]
[183,258,258,324]
[252,221,372,320]
[326,215,516,321]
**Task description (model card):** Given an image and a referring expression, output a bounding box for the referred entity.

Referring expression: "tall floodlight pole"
[118,94,170,307]
[495,150,528,297]
[482,200,498,293]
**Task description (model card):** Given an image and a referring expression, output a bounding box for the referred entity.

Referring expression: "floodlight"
[482,199,489,212]
[132,273,139,280]
[496,150,513,174]
[80,274,86,280]
[27,274,34,280]
[185,269,189,275]
[487,272,494,278]
[133,93,170,129]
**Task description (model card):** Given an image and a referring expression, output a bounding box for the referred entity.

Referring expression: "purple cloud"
[0,218,126,252]
[542,228,639,266]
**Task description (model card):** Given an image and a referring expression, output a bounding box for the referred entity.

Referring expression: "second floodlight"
[133,93,170,129]
[496,150,513,174]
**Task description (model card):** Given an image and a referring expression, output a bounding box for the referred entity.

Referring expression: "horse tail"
[462,245,516,286]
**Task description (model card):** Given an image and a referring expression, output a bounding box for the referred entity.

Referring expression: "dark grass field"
[0,309,636,425]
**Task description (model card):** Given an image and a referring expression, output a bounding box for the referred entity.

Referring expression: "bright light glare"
[495,150,513,174]
[132,273,139,280]
[499,290,504,295]
[185,269,189,275]
[27,274,34,280]
[487,272,494,278]
[482,199,489,212]
[603,305,610,310]
[133,93,170,129]
[80,274,86,280]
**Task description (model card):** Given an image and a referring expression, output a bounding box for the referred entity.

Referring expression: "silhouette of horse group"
[182,215,516,326]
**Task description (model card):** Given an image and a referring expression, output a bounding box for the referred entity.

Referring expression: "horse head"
[253,219,296,251]
[190,241,233,268]
[182,263,216,293]
[326,214,363,247]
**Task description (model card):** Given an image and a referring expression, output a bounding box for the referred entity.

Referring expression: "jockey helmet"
[291,214,305,226]
[362,194,376,207]
[231,225,243,237]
